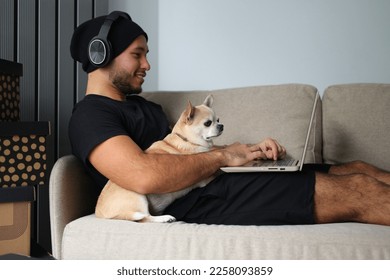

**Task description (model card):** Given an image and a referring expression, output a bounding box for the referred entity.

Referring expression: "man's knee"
[349,173,374,188]
[316,172,375,191]
[349,160,369,170]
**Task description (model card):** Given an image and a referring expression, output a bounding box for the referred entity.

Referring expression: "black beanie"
[70,11,148,73]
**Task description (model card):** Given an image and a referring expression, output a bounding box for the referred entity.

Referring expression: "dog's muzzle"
[217,124,224,132]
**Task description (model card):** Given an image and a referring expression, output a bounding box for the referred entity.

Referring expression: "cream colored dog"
[95,95,223,223]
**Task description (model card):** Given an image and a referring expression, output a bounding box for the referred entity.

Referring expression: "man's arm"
[89,135,266,194]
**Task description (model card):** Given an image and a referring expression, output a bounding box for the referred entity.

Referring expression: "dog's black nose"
[218,124,224,132]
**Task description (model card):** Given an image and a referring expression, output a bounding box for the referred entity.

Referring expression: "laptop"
[220,93,319,173]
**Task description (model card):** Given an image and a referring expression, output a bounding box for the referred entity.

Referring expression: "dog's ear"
[184,101,196,124]
[203,94,214,108]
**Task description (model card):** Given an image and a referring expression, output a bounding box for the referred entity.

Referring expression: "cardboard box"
[0,186,35,256]
[0,122,49,256]
[0,59,23,122]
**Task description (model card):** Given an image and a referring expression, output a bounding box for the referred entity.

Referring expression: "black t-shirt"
[68,94,171,189]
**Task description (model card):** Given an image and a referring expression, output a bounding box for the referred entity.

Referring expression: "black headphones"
[88,11,130,67]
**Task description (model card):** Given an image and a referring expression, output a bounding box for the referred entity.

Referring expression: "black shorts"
[163,164,331,226]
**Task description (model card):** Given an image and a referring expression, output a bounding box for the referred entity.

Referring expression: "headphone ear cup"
[87,11,129,68]
[88,36,112,67]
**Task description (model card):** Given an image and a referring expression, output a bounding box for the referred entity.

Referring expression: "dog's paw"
[156,215,177,223]
[144,214,176,223]
[164,215,177,223]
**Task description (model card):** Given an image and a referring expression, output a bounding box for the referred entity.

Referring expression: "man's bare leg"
[329,160,390,186]
[313,171,390,226]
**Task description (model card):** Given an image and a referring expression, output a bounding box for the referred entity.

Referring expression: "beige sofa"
[49,83,390,259]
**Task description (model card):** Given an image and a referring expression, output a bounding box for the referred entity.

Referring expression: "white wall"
[110,0,390,94]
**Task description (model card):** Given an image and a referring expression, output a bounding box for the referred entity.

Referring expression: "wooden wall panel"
[58,0,75,157]
[95,0,108,16]
[76,0,93,102]
[0,0,14,60]
[17,0,37,121]
[37,0,57,171]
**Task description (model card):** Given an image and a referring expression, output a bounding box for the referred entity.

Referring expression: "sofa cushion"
[322,84,390,171]
[62,214,390,259]
[141,84,322,163]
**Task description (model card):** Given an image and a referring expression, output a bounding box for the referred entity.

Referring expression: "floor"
[0,242,54,260]
[30,242,54,259]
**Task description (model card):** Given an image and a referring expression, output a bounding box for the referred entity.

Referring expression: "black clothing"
[68,94,170,188]
[164,164,331,226]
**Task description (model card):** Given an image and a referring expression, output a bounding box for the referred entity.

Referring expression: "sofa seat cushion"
[62,215,390,260]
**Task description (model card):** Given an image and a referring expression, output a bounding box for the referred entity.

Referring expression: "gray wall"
[111,0,390,94]
[0,0,108,252]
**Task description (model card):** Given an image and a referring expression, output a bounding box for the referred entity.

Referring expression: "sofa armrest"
[49,155,99,259]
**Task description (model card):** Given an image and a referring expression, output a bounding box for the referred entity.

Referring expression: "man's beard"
[110,69,142,96]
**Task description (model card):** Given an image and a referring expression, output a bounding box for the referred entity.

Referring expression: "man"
[69,11,390,226]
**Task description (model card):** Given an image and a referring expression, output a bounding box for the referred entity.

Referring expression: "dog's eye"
[204,120,212,127]
[217,118,220,123]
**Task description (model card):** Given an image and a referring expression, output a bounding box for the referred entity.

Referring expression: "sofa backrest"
[322,83,390,171]
[141,84,322,163]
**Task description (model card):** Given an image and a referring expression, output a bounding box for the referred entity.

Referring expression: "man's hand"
[252,138,286,161]
[220,138,286,167]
